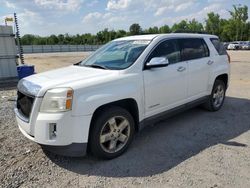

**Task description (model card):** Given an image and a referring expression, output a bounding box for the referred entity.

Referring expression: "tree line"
[21,4,249,45]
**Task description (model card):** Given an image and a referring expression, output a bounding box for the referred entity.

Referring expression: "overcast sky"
[0,0,249,36]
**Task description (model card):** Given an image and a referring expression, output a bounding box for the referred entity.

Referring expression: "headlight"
[40,88,73,113]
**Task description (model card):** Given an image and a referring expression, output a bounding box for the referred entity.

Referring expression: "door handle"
[177,66,186,72]
[207,60,214,65]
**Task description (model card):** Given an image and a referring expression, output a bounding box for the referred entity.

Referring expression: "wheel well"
[88,98,139,144]
[215,74,228,88]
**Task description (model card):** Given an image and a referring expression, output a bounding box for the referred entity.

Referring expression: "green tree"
[47,35,59,44]
[188,19,204,32]
[229,4,248,41]
[129,23,142,35]
[171,20,189,32]
[57,34,65,44]
[147,26,159,34]
[96,28,112,44]
[205,12,221,35]
[21,34,36,45]
[159,25,171,33]
[115,30,127,38]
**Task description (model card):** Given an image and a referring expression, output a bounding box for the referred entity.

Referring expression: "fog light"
[49,123,57,140]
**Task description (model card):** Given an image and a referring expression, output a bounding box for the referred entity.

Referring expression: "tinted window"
[210,38,227,55]
[179,38,209,61]
[146,39,181,64]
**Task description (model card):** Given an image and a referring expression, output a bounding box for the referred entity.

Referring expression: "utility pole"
[14,13,24,65]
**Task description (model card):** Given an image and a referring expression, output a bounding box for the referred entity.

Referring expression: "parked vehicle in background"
[242,42,250,50]
[227,42,240,50]
[15,33,230,159]
[238,41,246,50]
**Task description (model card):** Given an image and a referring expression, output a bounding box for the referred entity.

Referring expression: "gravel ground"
[0,51,250,188]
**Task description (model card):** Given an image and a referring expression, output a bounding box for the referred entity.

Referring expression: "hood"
[18,65,118,97]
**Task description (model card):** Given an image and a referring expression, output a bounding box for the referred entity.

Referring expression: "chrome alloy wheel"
[213,84,225,108]
[99,116,130,153]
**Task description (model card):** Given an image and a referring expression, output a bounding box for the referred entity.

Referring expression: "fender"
[71,73,144,120]
[208,59,230,93]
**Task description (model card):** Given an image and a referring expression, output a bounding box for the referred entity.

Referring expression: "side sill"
[139,96,209,130]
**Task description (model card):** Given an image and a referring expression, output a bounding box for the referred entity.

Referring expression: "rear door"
[179,38,210,99]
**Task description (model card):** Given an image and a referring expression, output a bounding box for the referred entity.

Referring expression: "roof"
[115,33,218,41]
[115,34,158,41]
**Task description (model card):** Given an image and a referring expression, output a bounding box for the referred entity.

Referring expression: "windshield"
[80,40,150,70]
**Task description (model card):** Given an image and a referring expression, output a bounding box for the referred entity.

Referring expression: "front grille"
[16,91,35,120]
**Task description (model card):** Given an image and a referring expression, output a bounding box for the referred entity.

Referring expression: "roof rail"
[172,30,210,34]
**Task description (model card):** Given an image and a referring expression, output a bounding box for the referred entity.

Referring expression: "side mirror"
[146,57,169,69]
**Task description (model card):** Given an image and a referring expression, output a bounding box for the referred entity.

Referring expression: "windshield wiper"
[84,64,109,70]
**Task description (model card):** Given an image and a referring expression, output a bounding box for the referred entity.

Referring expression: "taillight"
[227,53,231,63]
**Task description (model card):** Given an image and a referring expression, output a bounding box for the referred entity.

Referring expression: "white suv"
[227,42,240,50]
[15,34,230,159]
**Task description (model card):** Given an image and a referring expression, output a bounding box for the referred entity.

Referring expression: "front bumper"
[15,108,92,156]
[41,143,88,157]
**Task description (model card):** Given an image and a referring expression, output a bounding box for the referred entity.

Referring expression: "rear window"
[179,38,209,61]
[210,38,227,55]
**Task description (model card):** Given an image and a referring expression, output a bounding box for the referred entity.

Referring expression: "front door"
[143,39,188,118]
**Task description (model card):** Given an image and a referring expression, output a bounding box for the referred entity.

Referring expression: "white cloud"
[175,2,194,12]
[18,9,44,26]
[34,0,84,12]
[82,11,124,24]
[155,5,174,16]
[87,0,99,7]
[82,12,103,22]
[0,0,240,35]
[0,10,43,27]
[81,11,129,33]
[202,3,221,12]
[5,1,16,9]
[106,0,132,11]
[155,2,226,26]
[0,9,45,35]
[154,0,196,16]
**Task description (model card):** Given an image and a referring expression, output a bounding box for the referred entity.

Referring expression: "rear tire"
[203,80,226,111]
[89,106,135,159]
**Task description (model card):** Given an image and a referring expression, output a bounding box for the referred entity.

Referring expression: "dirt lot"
[0,51,249,188]
[23,52,91,73]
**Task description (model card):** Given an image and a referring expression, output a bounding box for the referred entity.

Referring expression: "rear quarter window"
[179,38,209,61]
[210,38,227,55]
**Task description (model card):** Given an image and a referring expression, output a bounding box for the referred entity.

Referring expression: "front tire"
[89,106,135,159]
[203,80,226,111]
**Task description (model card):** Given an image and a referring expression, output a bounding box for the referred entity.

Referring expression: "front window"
[146,39,181,64]
[80,40,150,70]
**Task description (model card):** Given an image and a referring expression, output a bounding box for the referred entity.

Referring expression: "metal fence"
[22,45,102,54]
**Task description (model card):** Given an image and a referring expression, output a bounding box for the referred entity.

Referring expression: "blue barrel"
[17,65,35,79]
